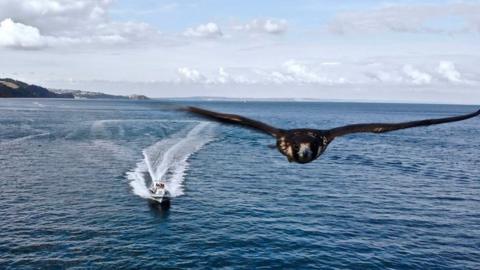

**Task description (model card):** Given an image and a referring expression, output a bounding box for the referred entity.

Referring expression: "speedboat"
[149,182,171,206]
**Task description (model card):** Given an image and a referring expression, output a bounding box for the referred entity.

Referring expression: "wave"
[33,102,46,108]
[127,122,215,199]
[88,119,200,140]
[0,132,50,146]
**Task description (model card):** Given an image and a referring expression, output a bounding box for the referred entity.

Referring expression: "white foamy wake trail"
[0,132,50,146]
[127,122,215,199]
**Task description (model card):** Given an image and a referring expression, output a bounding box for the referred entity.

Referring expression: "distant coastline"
[165,96,479,106]
[0,78,149,100]
[1,78,477,106]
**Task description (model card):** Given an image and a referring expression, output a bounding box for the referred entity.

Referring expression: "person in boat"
[151,182,166,195]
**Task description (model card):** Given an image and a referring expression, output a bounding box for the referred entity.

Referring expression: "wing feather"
[327,109,480,139]
[184,106,281,137]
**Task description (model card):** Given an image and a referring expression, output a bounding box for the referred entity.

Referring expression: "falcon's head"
[277,130,329,164]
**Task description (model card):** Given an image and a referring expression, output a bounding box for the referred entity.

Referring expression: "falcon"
[184,106,479,164]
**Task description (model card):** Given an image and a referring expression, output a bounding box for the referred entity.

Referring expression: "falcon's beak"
[298,144,313,162]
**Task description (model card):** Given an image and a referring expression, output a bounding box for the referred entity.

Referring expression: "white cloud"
[155,60,474,87]
[258,60,346,84]
[234,19,288,34]
[173,61,471,87]
[218,67,229,83]
[283,60,322,83]
[328,2,480,34]
[0,18,46,49]
[0,0,110,35]
[176,67,255,84]
[177,67,205,82]
[0,0,160,48]
[402,65,432,84]
[207,67,234,84]
[93,21,158,42]
[184,22,222,38]
[437,61,462,83]
[321,62,341,66]
[208,67,255,84]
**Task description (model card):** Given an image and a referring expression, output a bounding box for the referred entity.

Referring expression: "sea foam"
[127,122,215,199]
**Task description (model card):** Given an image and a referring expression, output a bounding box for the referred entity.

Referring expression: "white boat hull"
[149,185,171,206]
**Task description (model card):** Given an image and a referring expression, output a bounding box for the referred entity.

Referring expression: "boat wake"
[127,122,215,199]
[0,131,51,146]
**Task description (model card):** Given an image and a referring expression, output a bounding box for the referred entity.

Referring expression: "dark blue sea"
[0,99,479,269]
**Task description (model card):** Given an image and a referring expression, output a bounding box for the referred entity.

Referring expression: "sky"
[0,0,479,103]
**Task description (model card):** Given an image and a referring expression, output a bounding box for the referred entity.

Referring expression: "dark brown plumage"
[184,106,479,164]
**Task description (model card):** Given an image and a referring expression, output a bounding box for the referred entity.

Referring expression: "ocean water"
[0,99,479,269]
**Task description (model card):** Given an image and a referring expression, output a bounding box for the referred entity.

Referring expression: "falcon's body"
[184,106,480,164]
[277,129,329,163]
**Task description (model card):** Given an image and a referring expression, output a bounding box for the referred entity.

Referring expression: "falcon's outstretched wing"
[327,109,480,140]
[184,106,282,137]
